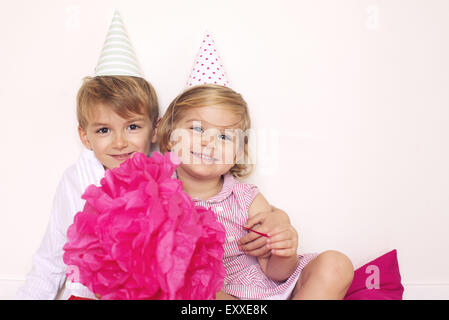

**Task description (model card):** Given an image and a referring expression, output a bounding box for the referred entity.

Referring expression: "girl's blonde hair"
[77,76,159,129]
[158,84,253,178]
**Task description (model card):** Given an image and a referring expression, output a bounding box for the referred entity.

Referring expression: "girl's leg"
[291,250,354,300]
[215,290,239,300]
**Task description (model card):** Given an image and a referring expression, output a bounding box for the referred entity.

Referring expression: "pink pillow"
[344,249,404,300]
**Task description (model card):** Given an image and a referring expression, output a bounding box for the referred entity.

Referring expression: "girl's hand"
[238,206,290,257]
[266,224,298,258]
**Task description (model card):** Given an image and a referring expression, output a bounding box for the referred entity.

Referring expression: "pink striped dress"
[192,173,318,299]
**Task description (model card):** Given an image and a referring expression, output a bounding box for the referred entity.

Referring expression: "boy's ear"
[78,126,92,150]
[151,117,161,144]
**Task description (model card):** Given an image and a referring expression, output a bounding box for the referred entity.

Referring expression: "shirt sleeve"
[15,172,76,300]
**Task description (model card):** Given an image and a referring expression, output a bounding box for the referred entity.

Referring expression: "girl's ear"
[234,133,247,164]
[78,126,92,150]
[234,150,244,164]
[151,117,161,144]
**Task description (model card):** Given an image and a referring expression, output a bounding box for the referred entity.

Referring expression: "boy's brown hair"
[77,76,159,129]
[158,84,253,178]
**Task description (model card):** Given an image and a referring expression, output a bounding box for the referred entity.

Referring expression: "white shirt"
[16,148,105,300]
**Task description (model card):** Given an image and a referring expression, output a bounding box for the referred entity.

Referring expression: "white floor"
[402,283,449,300]
[2,279,448,300]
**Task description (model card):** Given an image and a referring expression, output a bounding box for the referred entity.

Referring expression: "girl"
[158,84,354,300]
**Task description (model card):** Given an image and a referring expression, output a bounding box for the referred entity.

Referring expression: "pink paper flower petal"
[63,152,225,300]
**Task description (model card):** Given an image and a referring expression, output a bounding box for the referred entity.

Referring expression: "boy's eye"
[128,124,141,130]
[96,127,110,134]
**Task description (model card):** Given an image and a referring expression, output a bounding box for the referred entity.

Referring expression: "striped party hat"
[95,10,144,78]
[186,33,230,88]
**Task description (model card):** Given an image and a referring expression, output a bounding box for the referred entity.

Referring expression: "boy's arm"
[16,174,73,299]
[248,193,299,282]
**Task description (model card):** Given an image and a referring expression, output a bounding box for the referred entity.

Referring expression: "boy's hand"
[266,224,298,258]
[238,206,291,257]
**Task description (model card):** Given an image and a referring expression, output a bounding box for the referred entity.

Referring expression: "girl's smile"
[191,151,218,163]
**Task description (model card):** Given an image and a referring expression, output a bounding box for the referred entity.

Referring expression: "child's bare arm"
[248,194,299,282]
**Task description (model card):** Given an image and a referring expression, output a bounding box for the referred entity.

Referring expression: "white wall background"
[1,0,448,299]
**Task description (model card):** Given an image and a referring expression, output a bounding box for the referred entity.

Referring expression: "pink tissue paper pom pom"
[63,152,226,300]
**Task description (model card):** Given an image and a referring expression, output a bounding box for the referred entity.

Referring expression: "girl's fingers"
[267,225,294,237]
[239,234,271,258]
[268,229,297,244]
[239,224,269,245]
[239,235,267,252]
[243,244,271,258]
[268,232,289,244]
[238,231,260,245]
[271,248,297,257]
[267,239,295,251]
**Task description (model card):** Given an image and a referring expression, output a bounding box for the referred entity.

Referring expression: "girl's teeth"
[193,152,214,160]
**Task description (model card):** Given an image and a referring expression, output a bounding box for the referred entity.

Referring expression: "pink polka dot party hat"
[186,33,230,88]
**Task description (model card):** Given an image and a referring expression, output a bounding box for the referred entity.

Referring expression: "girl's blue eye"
[96,128,109,134]
[191,126,203,133]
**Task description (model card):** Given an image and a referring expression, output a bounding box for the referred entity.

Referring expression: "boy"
[16,11,160,300]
